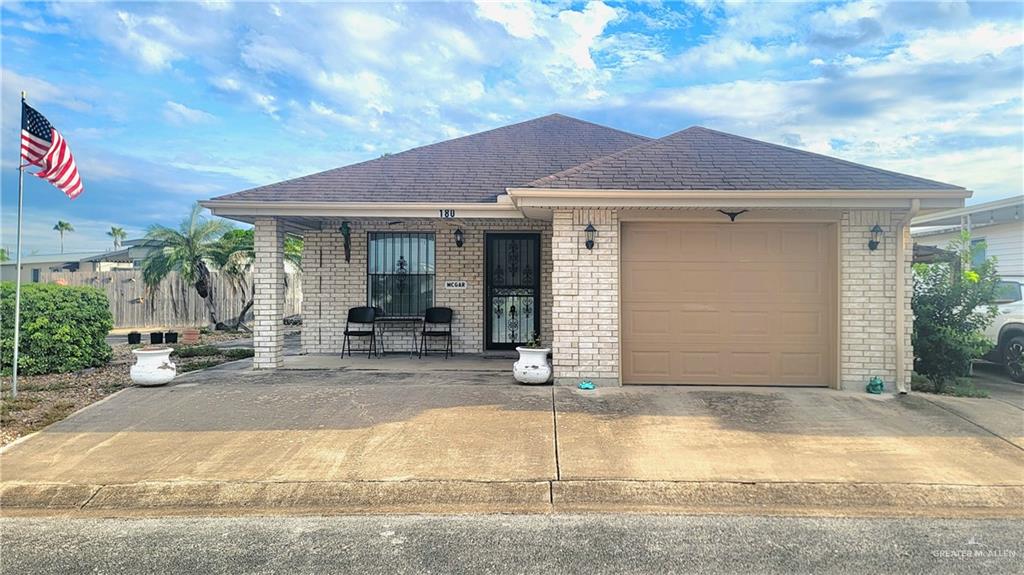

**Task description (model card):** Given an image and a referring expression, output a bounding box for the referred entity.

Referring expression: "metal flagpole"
[11,91,27,399]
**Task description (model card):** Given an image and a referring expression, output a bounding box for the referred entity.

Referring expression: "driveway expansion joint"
[915,394,1024,453]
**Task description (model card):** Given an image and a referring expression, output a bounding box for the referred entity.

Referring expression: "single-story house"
[911,196,1023,277]
[201,114,970,392]
[1,252,105,283]
[1,239,159,283]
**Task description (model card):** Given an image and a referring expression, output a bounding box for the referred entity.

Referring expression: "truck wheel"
[1004,335,1024,383]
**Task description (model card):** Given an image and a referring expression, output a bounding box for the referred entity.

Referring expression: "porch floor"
[281,353,516,373]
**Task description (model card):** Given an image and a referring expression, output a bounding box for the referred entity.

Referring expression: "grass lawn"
[1,332,254,447]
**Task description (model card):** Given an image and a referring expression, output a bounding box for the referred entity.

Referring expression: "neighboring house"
[78,239,164,272]
[1,239,162,283]
[911,196,1023,277]
[1,252,106,283]
[201,114,970,392]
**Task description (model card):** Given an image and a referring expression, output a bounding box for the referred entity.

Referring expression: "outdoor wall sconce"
[868,224,883,251]
[453,228,465,248]
[584,223,597,250]
[340,221,352,262]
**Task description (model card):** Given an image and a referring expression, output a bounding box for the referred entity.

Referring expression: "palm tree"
[0,248,9,262]
[107,226,127,250]
[53,221,74,253]
[141,203,232,329]
[210,228,302,330]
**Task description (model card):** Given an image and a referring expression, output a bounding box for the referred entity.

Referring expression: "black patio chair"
[343,306,377,358]
[419,307,453,359]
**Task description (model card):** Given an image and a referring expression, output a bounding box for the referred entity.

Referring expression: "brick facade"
[299,218,552,355]
[550,209,620,385]
[256,207,914,391]
[839,209,913,392]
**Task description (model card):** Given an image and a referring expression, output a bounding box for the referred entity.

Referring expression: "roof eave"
[199,197,525,220]
[506,187,971,209]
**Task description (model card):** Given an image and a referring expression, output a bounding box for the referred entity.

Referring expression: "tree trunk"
[231,298,254,332]
[194,262,218,330]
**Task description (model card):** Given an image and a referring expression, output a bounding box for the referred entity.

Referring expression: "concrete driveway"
[2,367,1022,516]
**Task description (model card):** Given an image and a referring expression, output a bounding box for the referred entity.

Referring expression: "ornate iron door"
[485,233,541,350]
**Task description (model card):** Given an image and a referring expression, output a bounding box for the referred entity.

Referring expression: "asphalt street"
[2,514,1021,575]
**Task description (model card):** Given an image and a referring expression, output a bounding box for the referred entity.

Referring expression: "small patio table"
[374,316,424,357]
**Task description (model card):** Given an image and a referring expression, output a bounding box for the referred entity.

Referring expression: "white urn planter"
[513,347,552,384]
[131,347,177,386]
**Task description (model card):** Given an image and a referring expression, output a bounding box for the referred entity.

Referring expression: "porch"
[247,213,567,371]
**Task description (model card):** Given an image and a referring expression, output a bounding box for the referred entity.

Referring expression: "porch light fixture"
[340,221,352,263]
[584,223,597,251]
[868,224,883,251]
[453,228,465,248]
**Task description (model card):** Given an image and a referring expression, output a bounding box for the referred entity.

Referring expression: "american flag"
[21,101,84,199]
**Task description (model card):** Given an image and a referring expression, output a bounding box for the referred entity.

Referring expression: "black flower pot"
[127,332,142,345]
[164,332,179,344]
[149,332,164,345]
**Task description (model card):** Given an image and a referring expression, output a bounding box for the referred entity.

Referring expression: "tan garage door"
[621,222,835,386]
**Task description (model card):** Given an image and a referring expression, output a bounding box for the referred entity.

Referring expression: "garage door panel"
[732,311,771,335]
[778,310,826,337]
[729,352,774,377]
[679,352,721,376]
[624,309,671,336]
[779,352,825,378]
[627,351,672,377]
[622,222,834,386]
[676,311,722,335]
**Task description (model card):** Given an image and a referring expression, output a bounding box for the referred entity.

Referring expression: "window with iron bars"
[367,232,435,317]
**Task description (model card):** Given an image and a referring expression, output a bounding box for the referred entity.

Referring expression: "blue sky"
[2,1,1022,254]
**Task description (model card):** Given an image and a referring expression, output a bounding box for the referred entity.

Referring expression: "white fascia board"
[199,200,525,219]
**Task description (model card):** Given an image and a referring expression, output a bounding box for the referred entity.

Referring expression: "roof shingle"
[526,126,965,191]
[211,114,649,203]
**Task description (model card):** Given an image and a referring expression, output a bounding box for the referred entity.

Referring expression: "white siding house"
[912,196,1024,277]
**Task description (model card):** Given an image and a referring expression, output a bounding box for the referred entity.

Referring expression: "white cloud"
[335,10,400,41]
[163,101,215,125]
[475,1,541,39]
[113,11,182,70]
[251,93,279,118]
[200,0,232,12]
[2,69,92,112]
[877,147,1024,202]
[210,76,242,92]
[676,37,773,69]
[897,22,1022,65]
[474,1,621,101]
[315,70,393,114]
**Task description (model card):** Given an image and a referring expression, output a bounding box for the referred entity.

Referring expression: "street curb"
[1,480,552,516]
[552,480,1024,518]
[3,479,1022,518]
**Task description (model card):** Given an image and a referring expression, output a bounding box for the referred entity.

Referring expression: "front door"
[485,233,541,350]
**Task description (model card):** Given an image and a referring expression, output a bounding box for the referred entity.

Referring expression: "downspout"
[894,199,920,394]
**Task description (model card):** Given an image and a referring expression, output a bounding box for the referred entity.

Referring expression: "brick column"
[839,209,907,391]
[551,208,620,386]
[253,218,284,369]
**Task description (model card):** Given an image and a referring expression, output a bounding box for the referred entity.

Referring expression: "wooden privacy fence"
[39,269,302,329]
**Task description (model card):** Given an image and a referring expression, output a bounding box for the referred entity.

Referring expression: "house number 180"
[439,209,457,219]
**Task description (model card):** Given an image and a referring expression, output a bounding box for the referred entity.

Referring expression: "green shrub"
[910,373,989,398]
[178,359,222,373]
[172,345,220,358]
[1,282,113,375]
[912,233,1000,392]
[221,348,254,360]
